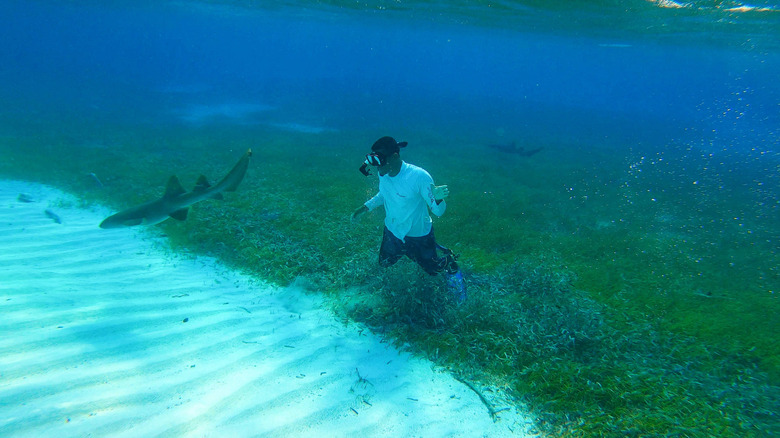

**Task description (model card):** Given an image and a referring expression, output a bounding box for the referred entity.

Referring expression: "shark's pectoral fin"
[170,208,189,221]
[164,176,187,199]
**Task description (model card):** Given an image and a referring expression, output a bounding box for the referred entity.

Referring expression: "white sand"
[0,180,538,437]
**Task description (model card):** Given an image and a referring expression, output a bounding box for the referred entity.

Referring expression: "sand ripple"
[0,180,535,437]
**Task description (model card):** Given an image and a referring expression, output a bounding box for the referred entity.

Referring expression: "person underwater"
[351,136,467,303]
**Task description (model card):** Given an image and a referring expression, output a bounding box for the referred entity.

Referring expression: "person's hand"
[351,205,368,223]
[431,184,449,201]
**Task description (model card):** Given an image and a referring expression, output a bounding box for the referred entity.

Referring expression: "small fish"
[17,194,34,203]
[88,173,104,188]
[45,209,62,224]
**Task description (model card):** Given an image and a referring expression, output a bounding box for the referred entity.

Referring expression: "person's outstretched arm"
[350,205,368,222]
[352,192,383,222]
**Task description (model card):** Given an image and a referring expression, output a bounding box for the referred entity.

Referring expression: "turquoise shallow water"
[1,0,778,435]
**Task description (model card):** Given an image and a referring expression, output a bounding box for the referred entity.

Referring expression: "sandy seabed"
[0,180,537,437]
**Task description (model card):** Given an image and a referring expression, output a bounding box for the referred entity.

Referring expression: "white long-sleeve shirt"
[365,161,447,241]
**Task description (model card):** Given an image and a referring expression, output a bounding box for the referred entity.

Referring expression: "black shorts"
[379,226,450,276]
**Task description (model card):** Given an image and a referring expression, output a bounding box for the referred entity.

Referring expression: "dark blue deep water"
[3,0,779,154]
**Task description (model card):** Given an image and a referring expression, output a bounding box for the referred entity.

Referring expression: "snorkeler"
[351,136,467,303]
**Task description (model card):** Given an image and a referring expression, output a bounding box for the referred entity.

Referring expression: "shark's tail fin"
[217,149,252,192]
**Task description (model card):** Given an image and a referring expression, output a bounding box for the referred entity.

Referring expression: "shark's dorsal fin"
[195,175,223,199]
[194,175,212,192]
[164,176,187,200]
[170,208,189,221]
[195,175,224,199]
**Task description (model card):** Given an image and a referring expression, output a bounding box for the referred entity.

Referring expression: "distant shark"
[99,149,252,228]
[488,141,543,157]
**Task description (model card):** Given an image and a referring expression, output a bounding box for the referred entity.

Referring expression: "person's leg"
[405,229,460,275]
[378,226,405,268]
[435,242,460,274]
[406,228,467,303]
[404,230,443,275]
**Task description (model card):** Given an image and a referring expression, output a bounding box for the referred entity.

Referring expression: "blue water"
[3,1,778,156]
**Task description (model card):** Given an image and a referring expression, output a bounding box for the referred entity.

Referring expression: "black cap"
[371,136,408,156]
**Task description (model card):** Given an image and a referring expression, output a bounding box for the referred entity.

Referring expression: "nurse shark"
[99,149,251,228]
[488,141,543,157]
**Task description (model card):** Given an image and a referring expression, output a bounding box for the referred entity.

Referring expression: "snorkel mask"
[359,152,386,176]
[359,137,408,177]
